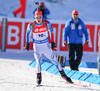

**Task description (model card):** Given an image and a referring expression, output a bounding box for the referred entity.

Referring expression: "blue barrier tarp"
[29,59,100,85]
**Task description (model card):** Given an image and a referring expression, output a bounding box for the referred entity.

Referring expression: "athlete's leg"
[34,52,42,73]
[42,43,73,83]
[42,43,62,71]
[33,44,42,85]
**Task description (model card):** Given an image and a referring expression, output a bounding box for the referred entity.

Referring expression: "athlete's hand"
[85,40,89,44]
[51,42,56,49]
[63,41,67,46]
[25,42,29,51]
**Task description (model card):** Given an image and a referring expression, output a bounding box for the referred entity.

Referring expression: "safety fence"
[29,59,100,85]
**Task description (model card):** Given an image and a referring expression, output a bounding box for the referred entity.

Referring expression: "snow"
[0,51,100,91]
[0,0,100,90]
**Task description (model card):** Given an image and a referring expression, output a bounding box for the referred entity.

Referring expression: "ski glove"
[51,42,56,49]
[85,40,89,44]
[25,42,29,51]
[63,41,67,46]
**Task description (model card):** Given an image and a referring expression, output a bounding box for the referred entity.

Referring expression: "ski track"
[0,58,100,91]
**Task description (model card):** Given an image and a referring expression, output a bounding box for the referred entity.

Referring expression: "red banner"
[83,25,95,51]
[1,18,99,54]
[6,22,22,49]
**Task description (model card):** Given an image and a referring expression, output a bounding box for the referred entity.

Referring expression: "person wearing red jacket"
[13,0,26,18]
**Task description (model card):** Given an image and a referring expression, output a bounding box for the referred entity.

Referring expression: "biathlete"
[25,10,73,86]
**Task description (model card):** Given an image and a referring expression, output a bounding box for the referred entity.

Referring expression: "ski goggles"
[35,16,42,19]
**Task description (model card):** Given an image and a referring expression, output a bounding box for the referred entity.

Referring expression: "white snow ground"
[0,51,100,91]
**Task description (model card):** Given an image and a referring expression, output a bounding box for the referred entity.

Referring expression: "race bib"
[33,32,48,40]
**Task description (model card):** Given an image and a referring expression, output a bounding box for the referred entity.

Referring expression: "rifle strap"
[32,20,48,32]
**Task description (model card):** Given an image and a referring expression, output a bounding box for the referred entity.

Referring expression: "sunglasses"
[74,14,78,15]
[36,16,42,19]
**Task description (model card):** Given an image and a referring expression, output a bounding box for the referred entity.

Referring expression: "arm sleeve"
[26,23,32,43]
[63,22,70,41]
[47,21,53,32]
[47,21,54,42]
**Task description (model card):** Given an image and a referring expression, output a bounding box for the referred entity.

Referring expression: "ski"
[36,84,43,87]
[59,81,81,86]
[65,82,80,86]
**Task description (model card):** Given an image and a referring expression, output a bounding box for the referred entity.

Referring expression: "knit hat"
[35,10,42,17]
[72,10,79,16]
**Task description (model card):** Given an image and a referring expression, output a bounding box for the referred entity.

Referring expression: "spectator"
[33,2,50,19]
[63,10,89,71]
[13,0,27,18]
[25,10,73,86]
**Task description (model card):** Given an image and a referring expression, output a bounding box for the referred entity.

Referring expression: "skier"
[25,10,73,86]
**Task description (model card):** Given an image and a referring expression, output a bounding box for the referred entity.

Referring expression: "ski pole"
[34,1,39,10]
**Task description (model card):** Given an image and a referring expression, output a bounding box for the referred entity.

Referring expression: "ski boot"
[36,73,42,86]
[59,70,74,83]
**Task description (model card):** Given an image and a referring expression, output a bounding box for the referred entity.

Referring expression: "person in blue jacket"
[33,2,50,19]
[63,10,89,71]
